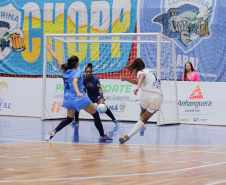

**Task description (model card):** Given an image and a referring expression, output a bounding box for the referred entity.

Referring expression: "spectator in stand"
[182,62,200,81]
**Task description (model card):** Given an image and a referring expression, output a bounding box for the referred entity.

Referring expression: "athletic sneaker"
[45,130,56,141]
[70,119,79,125]
[99,135,113,141]
[114,120,120,126]
[119,135,130,144]
[140,125,146,136]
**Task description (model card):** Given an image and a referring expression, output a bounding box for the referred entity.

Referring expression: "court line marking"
[4,169,15,171]
[44,158,56,160]
[149,161,161,163]
[1,139,226,155]
[206,180,226,185]
[1,138,226,148]
[0,161,226,183]
[175,161,187,163]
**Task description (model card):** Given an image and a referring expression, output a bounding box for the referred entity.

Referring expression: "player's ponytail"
[85,63,93,72]
[61,55,79,72]
[127,58,145,75]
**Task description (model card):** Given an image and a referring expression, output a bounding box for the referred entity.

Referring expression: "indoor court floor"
[1,116,226,184]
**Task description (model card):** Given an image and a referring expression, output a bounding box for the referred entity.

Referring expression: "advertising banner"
[177,81,226,125]
[140,0,226,81]
[0,0,137,76]
[1,77,226,126]
[0,78,42,117]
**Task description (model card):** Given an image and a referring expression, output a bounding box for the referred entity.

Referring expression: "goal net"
[42,33,180,125]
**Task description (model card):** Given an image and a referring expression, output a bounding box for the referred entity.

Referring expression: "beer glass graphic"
[0,81,8,97]
[200,20,210,37]
[10,33,26,52]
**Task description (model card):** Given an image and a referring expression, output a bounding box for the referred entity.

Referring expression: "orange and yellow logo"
[189,85,203,99]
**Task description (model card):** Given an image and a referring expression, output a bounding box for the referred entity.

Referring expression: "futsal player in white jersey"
[119,58,163,144]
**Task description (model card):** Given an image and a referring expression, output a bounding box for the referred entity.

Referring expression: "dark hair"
[85,63,93,72]
[127,58,145,75]
[61,55,79,72]
[184,62,195,81]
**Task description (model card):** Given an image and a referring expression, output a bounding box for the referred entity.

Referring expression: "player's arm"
[83,85,87,93]
[97,84,104,95]
[46,44,63,67]
[73,78,83,98]
[134,73,145,95]
[121,77,138,85]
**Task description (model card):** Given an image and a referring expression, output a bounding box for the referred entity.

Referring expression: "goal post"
[42,33,180,126]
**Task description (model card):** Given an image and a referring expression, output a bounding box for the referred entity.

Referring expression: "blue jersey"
[62,69,85,99]
[83,75,100,98]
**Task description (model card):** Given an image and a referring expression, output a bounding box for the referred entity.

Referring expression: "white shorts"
[139,91,163,113]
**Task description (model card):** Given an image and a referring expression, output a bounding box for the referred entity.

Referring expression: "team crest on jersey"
[152,0,216,53]
[0,3,25,61]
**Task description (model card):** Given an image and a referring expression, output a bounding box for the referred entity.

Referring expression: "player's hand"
[77,92,83,98]
[121,77,127,81]
[99,88,104,95]
[134,87,139,95]
[46,44,52,51]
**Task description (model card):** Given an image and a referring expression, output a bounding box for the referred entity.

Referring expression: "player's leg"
[119,110,154,144]
[119,91,163,144]
[139,107,147,136]
[97,98,120,126]
[45,109,76,141]
[83,103,113,141]
[71,111,79,125]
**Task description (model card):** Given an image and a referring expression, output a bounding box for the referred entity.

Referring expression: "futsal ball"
[97,104,107,114]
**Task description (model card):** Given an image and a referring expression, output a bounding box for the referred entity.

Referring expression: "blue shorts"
[62,94,92,112]
[89,95,104,103]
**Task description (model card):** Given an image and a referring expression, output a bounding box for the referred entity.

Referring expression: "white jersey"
[137,68,162,94]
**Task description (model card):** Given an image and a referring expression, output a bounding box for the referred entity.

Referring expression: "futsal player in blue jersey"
[45,44,112,142]
[72,63,119,126]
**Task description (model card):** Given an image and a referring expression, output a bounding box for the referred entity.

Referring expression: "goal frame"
[41,33,180,125]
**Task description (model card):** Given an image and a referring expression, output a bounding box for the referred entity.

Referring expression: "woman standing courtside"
[72,63,119,126]
[45,44,112,142]
[119,58,163,144]
[182,62,200,81]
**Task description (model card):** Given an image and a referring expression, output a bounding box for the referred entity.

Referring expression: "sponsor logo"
[193,118,198,122]
[199,118,208,121]
[178,85,212,108]
[108,104,118,111]
[180,119,188,121]
[56,84,64,92]
[0,81,8,97]
[107,104,126,112]
[189,85,203,99]
[120,103,126,111]
[51,101,66,113]
[101,84,132,93]
[152,0,216,53]
[0,3,26,61]
[0,81,11,111]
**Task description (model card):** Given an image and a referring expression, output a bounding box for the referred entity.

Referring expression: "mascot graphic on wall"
[0,3,25,61]
[152,1,216,53]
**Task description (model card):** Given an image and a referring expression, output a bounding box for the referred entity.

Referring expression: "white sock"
[128,120,144,138]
